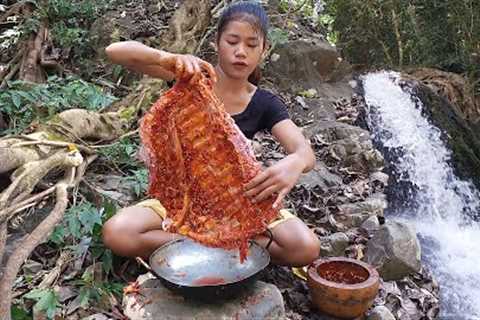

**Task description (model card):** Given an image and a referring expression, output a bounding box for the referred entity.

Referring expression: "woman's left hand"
[244,154,306,209]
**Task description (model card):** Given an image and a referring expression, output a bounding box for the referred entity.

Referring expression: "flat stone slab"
[123,273,285,320]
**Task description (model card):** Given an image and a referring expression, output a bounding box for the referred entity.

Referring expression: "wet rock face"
[123,274,285,320]
[366,221,421,281]
[411,81,480,191]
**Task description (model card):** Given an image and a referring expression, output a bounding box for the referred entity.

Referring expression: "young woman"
[102,2,320,267]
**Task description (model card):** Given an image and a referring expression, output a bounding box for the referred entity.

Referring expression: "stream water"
[362,71,480,320]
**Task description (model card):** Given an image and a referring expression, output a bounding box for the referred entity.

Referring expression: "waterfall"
[362,71,480,319]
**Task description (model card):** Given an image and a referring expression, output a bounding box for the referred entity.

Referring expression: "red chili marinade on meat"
[140,76,279,262]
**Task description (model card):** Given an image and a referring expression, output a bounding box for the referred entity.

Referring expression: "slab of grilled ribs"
[140,76,279,261]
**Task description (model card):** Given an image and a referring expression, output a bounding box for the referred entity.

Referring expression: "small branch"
[0,186,55,221]
[90,129,139,149]
[0,62,21,90]
[0,49,23,83]
[38,250,73,289]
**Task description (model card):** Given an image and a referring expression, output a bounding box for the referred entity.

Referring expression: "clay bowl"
[307,257,380,319]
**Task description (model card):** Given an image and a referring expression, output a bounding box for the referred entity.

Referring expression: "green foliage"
[10,305,30,320]
[71,268,123,308]
[43,200,120,313]
[23,0,112,61]
[268,27,289,49]
[124,168,149,197]
[0,76,116,134]
[23,289,59,319]
[97,136,142,169]
[323,0,480,78]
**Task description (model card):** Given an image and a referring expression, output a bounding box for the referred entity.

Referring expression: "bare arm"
[271,119,315,173]
[105,41,217,82]
[244,119,315,208]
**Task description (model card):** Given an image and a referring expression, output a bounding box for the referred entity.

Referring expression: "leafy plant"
[124,168,149,197]
[23,289,59,319]
[0,76,116,134]
[97,137,142,169]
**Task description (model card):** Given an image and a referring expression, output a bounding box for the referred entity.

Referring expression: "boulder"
[366,221,421,281]
[361,215,380,233]
[336,196,387,228]
[367,306,396,320]
[320,232,349,257]
[297,161,343,193]
[267,39,351,93]
[123,274,285,320]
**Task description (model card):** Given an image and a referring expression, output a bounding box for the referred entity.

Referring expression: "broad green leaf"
[78,287,91,308]
[78,207,102,234]
[66,213,82,239]
[102,249,113,275]
[24,289,58,319]
[49,225,65,245]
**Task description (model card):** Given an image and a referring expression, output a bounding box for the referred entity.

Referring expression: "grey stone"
[361,216,380,232]
[267,39,351,92]
[123,274,285,320]
[297,161,343,193]
[367,306,396,320]
[366,221,421,281]
[320,232,349,257]
[336,196,387,228]
[369,172,389,187]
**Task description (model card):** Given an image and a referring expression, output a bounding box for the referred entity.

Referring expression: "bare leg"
[103,206,320,266]
[102,205,182,259]
[254,217,321,267]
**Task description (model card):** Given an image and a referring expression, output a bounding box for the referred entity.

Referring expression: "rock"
[407,77,480,190]
[367,306,395,320]
[336,196,387,228]
[267,39,351,93]
[361,216,380,232]
[369,172,389,187]
[320,232,349,257]
[123,274,285,320]
[297,161,343,193]
[366,221,421,281]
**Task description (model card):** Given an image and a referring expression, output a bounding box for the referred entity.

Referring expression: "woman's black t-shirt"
[231,88,290,139]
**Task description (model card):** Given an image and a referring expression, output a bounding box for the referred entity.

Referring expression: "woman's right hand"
[160,53,217,83]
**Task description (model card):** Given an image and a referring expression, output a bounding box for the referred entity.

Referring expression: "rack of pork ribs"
[140,76,279,261]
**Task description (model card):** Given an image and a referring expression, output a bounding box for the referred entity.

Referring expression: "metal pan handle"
[136,256,164,280]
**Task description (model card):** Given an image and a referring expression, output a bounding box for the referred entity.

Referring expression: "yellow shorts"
[136,198,296,230]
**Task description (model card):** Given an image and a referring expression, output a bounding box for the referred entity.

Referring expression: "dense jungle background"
[0,0,478,319]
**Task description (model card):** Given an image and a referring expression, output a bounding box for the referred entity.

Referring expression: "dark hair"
[217,1,269,85]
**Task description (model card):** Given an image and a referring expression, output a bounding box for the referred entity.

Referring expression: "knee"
[293,233,321,267]
[102,209,136,255]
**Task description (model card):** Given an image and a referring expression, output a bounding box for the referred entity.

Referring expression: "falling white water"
[362,71,480,319]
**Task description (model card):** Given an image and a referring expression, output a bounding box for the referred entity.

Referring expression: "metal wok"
[140,237,271,301]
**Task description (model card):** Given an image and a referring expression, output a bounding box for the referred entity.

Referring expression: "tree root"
[0,169,74,320]
[163,0,211,54]
[0,149,83,217]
